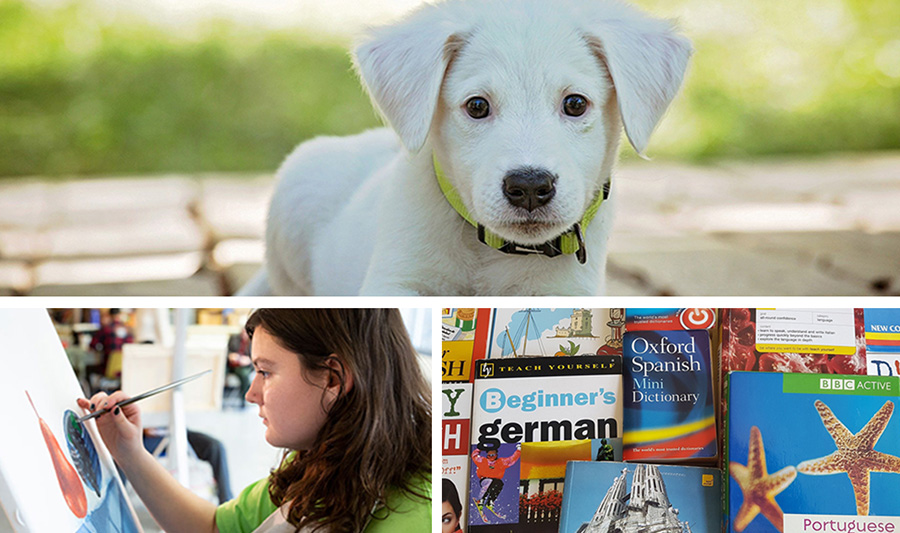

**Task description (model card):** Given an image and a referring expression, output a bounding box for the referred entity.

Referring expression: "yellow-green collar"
[433,154,608,264]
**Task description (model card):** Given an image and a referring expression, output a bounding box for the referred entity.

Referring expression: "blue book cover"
[558,460,722,533]
[726,371,900,533]
[864,309,900,378]
[623,329,717,461]
[863,309,900,354]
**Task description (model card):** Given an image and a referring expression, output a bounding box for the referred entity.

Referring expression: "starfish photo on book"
[727,372,900,532]
[797,400,900,516]
[729,426,797,532]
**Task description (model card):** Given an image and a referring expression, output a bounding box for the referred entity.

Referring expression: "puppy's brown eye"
[563,94,588,117]
[465,97,490,119]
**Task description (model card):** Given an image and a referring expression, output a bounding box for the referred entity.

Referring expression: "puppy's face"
[434,24,617,245]
[355,0,691,247]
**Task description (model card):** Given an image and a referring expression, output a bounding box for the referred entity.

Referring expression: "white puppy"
[241,0,691,296]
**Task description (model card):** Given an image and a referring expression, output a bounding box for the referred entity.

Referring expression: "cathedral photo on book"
[558,461,721,533]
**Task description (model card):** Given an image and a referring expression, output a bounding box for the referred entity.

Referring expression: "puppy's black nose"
[502,168,556,211]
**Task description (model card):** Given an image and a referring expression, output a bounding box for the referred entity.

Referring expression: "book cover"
[558,460,722,533]
[468,355,623,533]
[443,308,481,342]
[726,371,900,532]
[626,308,717,332]
[626,308,720,389]
[720,308,866,375]
[623,329,717,461]
[443,381,474,531]
[864,308,900,377]
[483,308,625,359]
[442,308,491,382]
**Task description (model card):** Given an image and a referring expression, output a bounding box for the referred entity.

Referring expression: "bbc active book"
[726,371,900,533]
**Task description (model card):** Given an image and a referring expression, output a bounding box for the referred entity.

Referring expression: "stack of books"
[442,307,900,533]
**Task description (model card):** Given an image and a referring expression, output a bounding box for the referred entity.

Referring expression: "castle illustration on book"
[558,461,721,533]
[485,309,625,358]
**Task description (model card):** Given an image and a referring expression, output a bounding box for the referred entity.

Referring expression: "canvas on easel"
[0,309,142,533]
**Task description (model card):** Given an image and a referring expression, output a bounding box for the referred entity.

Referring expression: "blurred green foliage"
[644,0,900,160]
[0,0,380,177]
[1,0,899,177]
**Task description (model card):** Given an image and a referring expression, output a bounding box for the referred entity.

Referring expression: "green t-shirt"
[215,473,431,533]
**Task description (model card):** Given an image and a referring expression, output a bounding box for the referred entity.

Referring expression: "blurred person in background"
[226,328,253,408]
[88,308,133,387]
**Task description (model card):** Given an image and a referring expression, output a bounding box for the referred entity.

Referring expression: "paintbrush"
[78,369,212,422]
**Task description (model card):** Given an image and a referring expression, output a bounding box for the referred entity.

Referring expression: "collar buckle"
[478,225,563,258]
[573,222,587,264]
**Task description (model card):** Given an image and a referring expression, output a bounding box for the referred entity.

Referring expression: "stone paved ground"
[1,152,898,296]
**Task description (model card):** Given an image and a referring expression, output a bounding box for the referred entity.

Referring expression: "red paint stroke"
[25,391,87,518]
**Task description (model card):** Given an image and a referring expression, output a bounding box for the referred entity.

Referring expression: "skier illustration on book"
[472,443,521,520]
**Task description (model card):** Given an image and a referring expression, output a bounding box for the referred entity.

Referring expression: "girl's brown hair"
[245,308,431,532]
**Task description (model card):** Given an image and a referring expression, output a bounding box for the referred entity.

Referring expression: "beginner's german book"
[468,355,623,533]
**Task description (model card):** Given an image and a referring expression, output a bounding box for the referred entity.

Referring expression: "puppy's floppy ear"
[582,2,692,156]
[353,6,465,153]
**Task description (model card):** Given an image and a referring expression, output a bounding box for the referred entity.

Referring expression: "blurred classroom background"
[1,0,899,295]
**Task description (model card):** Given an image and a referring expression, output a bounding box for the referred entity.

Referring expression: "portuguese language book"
[468,355,623,533]
[442,308,491,382]
[864,308,900,377]
[442,381,474,530]
[481,308,625,358]
[726,371,900,533]
[557,460,722,533]
[622,329,717,461]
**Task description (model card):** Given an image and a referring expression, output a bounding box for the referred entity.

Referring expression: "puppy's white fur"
[241,0,691,296]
